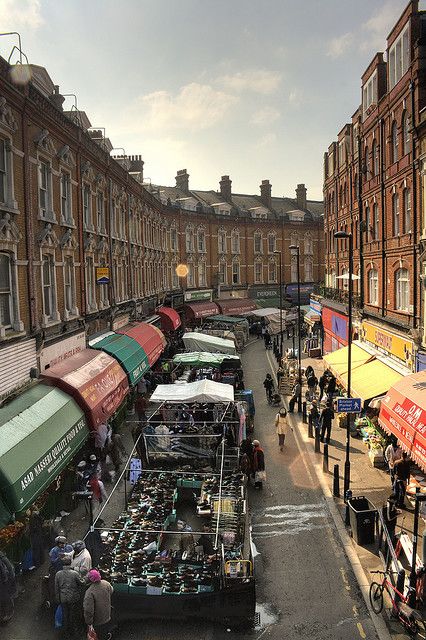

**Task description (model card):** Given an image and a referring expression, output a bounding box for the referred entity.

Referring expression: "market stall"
[184,302,220,323]
[157,307,182,332]
[91,333,150,387]
[203,316,249,349]
[117,322,166,367]
[183,332,236,355]
[215,299,257,316]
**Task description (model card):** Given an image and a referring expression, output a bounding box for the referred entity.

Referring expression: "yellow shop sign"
[362,321,414,364]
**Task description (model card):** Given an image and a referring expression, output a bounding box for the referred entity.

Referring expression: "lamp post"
[289,245,302,413]
[334,231,353,497]
[274,250,283,352]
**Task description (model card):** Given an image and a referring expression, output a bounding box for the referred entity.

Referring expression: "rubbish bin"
[348,496,377,545]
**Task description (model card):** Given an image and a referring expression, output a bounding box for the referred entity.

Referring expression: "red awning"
[117,322,166,366]
[157,307,181,331]
[379,371,426,472]
[41,349,129,430]
[216,299,257,315]
[184,302,220,320]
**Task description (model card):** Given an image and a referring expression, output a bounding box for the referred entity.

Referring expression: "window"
[395,268,409,311]
[42,254,55,319]
[304,233,313,255]
[364,147,369,178]
[218,230,227,254]
[198,261,206,287]
[39,160,52,218]
[368,269,378,305]
[218,261,227,285]
[86,257,95,309]
[0,252,12,327]
[172,264,179,289]
[60,172,72,223]
[0,139,6,204]
[268,261,276,283]
[389,23,410,89]
[354,173,359,200]
[254,262,262,284]
[64,256,76,315]
[403,188,411,233]
[231,231,240,254]
[97,192,105,232]
[197,229,206,252]
[99,261,109,307]
[362,70,377,119]
[373,203,379,240]
[392,193,400,235]
[372,140,379,177]
[185,227,193,252]
[338,140,346,166]
[232,261,240,285]
[304,258,313,282]
[187,263,194,288]
[402,111,410,156]
[391,122,398,164]
[83,184,92,228]
[365,206,370,241]
[268,234,276,254]
[254,232,262,254]
[170,228,178,251]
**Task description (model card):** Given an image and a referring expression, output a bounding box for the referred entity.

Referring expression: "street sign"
[96,267,110,285]
[336,397,362,413]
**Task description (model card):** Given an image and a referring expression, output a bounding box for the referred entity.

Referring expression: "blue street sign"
[336,397,362,413]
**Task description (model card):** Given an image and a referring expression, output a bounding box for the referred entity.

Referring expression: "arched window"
[197,227,206,252]
[391,121,398,164]
[218,259,227,285]
[402,111,410,156]
[231,230,240,254]
[368,269,378,305]
[290,255,298,282]
[232,260,240,285]
[254,259,263,284]
[218,229,227,254]
[395,268,409,311]
[185,225,194,252]
[0,252,13,327]
[254,231,262,254]
[304,233,313,255]
[392,193,400,236]
[354,173,359,200]
[267,233,276,254]
[268,261,276,283]
[403,188,411,234]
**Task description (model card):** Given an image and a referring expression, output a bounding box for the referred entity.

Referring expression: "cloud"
[360,1,404,51]
[250,107,280,126]
[128,83,238,133]
[256,133,277,148]
[0,0,43,30]
[326,32,354,58]
[288,89,303,107]
[217,69,281,95]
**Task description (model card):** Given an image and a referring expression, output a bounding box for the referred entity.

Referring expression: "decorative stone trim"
[34,129,56,156]
[38,223,58,248]
[0,96,18,134]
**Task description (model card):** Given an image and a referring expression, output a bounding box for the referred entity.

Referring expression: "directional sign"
[336,397,362,413]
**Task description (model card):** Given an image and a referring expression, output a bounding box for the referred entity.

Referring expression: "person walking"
[83,569,113,640]
[275,408,289,451]
[0,551,17,623]
[252,440,266,489]
[318,372,328,402]
[306,372,318,399]
[385,438,402,484]
[276,365,284,389]
[319,401,335,444]
[263,374,274,402]
[326,374,337,399]
[89,472,108,520]
[54,556,84,638]
[309,399,320,433]
[288,379,301,413]
[393,451,411,508]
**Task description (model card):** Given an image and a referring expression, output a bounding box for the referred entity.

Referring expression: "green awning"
[91,333,149,386]
[173,352,241,368]
[0,384,89,513]
[207,315,249,326]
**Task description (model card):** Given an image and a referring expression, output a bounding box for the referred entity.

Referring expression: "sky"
[0,0,423,201]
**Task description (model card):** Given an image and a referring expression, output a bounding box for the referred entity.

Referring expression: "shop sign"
[112,314,130,331]
[184,289,212,302]
[39,332,86,372]
[96,267,110,285]
[362,321,414,365]
[17,417,88,508]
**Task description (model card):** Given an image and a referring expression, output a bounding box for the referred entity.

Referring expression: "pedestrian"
[136,376,148,397]
[89,473,108,520]
[393,451,411,508]
[326,374,337,399]
[307,372,318,398]
[0,551,17,623]
[288,379,301,413]
[309,399,320,432]
[319,401,335,444]
[71,540,92,577]
[107,432,127,474]
[134,393,147,424]
[49,536,74,573]
[28,509,45,568]
[275,408,289,451]
[305,365,314,379]
[83,569,113,640]
[385,438,402,484]
[252,440,266,489]
[93,422,109,460]
[382,493,400,551]
[54,556,84,638]
[277,364,284,388]
[318,372,328,401]
[263,373,274,402]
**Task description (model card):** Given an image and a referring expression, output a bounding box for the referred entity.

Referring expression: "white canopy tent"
[183,332,236,355]
[150,379,235,404]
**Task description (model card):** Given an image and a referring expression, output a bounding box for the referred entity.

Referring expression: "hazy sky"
[0,0,421,201]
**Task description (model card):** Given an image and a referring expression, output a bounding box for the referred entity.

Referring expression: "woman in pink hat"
[83,570,113,640]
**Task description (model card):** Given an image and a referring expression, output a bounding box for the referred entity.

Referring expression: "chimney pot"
[175,169,189,193]
[296,183,307,210]
[260,179,272,209]
[219,175,232,202]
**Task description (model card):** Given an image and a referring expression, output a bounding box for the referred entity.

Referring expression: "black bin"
[348,496,377,545]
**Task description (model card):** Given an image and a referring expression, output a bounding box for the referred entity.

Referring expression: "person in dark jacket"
[28,509,45,568]
[393,452,411,508]
[263,374,274,401]
[0,551,17,623]
[320,401,335,444]
[382,493,400,551]
[252,440,265,489]
[326,374,337,398]
[318,372,328,401]
[54,556,84,637]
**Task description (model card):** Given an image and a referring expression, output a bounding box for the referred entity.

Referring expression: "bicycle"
[369,569,426,636]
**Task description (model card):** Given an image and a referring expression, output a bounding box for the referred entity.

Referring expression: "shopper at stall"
[326,374,337,399]
[309,400,320,432]
[306,372,318,399]
[318,372,328,401]
[49,536,74,573]
[393,451,411,509]
[83,569,113,640]
[197,524,216,557]
[288,379,301,413]
[0,551,17,623]
[252,440,266,489]
[275,408,289,452]
[28,508,45,568]
[89,473,108,520]
[319,401,335,444]
[55,556,84,637]
[71,540,92,577]
[263,374,274,402]
[385,438,403,484]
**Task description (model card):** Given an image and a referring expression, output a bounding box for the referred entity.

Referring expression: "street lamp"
[334,231,353,498]
[289,245,302,413]
[274,250,283,352]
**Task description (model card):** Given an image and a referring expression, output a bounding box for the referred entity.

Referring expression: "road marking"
[252,502,328,538]
[340,567,351,591]
[357,622,367,638]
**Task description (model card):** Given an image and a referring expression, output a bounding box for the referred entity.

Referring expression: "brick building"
[0,54,324,401]
[321,0,426,374]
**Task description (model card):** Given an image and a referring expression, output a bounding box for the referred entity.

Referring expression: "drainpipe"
[108,177,115,328]
[357,133,364,308]
[410,80,418,329]
[76,140,86,318]
[21,101,37,332]
[379,117,386,317]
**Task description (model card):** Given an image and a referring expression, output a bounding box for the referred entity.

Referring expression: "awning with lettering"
[117,322,166,367]
[41,349,129,430]
[379,371,426,472]
[0,384,89,513]
[184,302,220,320]
[90,333,149,386]
[157,307,181,331]
[216,299,257,315]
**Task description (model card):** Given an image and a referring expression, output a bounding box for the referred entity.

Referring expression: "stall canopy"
[183,332,236,355]
[117,322,166,366]
[379,371,426,471]
[340,359,401,404]
[41,349,129,430]
[173,352,241,368]
[184,301,220,320]
[323,342,374,379]
[0,384,89,513]
[157,307,181,332]
[304,310,321,326]
[91,333,149,386]
[244,307,280,317]
[150,379,234,404]
[207,315,249,328]
[216,299,257,315]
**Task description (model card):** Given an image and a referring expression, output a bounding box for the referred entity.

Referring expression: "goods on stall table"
[0,521,25,547]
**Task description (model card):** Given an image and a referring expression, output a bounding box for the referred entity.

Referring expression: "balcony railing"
[317,285,361,308]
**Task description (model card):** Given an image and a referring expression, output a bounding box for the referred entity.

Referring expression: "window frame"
[83,183,92,230]
[254,232,262,254]
[63,255,77,317]
[388,23,410,89]
[218,261,227,285]
[395,268,409,311]
[392,193,400,236]
[38,158,54,220]
[60,171,72,224]
[403,188,411,234]
[391,121,398,164]
[254,261,262,284]
[0,251,13,328]
[42,253,58,322]
[368,268,378,305]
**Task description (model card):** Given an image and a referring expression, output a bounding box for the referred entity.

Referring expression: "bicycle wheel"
[369,582,384,614]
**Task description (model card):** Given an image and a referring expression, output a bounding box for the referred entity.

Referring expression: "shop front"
[41,349,129,430]
[248,285,285,309]
[360,320,416,374]
[216,298,257,316]
[157,306,181,332]
[285,283,315,305]
[322,306,348,354]
[39,331,86,373]
[0,338,37,403]
[184,289,213,303]
[117,322,166,367]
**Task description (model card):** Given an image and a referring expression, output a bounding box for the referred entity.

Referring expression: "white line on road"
[253,524,326,537]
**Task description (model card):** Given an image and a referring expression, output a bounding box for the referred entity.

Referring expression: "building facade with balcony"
[322,0,426,374]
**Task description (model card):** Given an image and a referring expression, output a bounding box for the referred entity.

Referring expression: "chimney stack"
[260,179,272,209]
[49,85,65,111]
[176,169,189,193]
[296,183,307,210]
[220,175,232,202]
